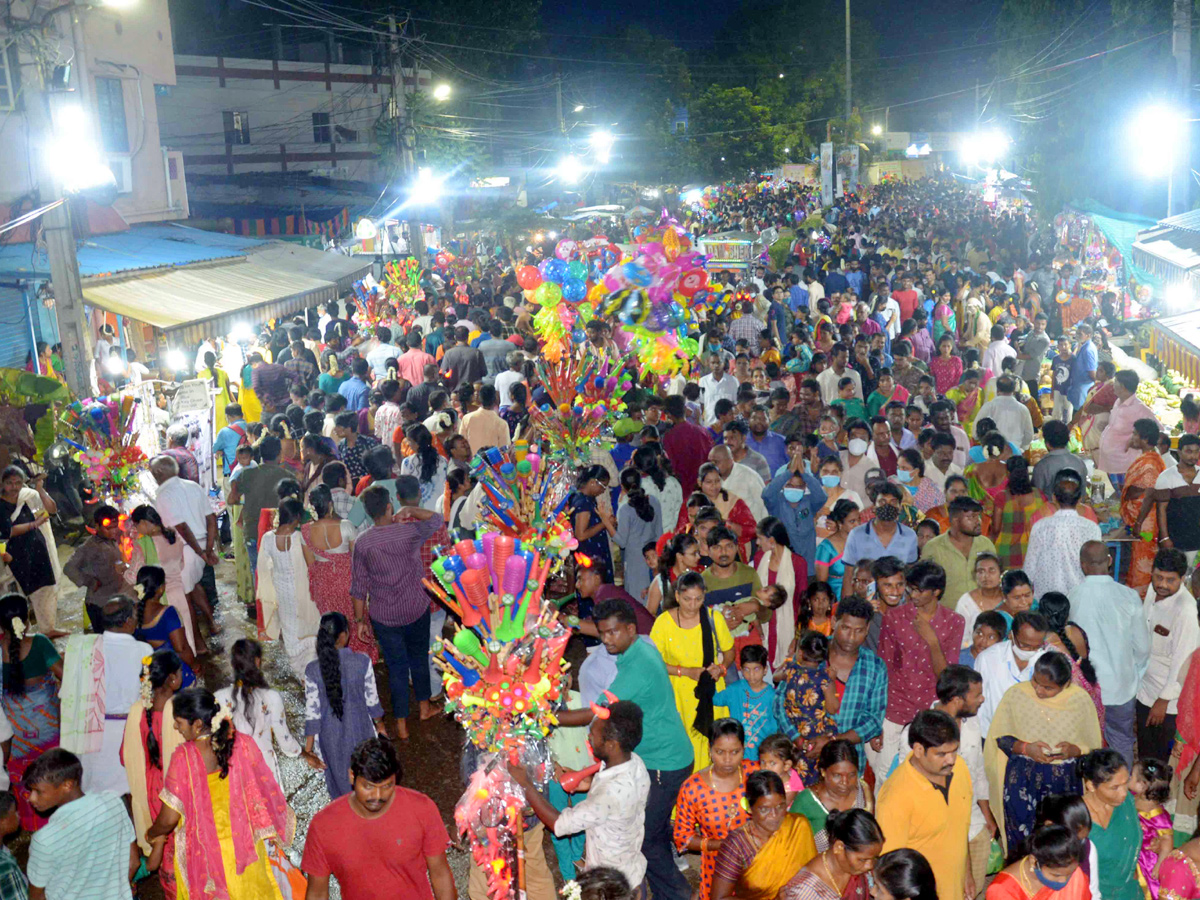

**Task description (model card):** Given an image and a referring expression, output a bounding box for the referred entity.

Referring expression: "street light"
[432,83,451,102]
[573,104,584,112]
[778,73,785,79]
[784,147,790,153]
[410,167,444,205]
[589,130,615,164]
[959,129,1009,166]
[1130,104,1185,177]
[46,99,115,195]
[557,155,586,184]
[871,124,883,135]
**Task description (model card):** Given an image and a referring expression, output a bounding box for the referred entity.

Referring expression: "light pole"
[844,0,852,122]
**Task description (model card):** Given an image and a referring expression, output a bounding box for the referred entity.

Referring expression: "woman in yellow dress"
[650,570,735,770]
[197,351,236,433]
[146,687,299,899]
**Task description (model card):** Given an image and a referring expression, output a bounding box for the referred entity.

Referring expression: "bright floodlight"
[411,167,443,205]
[166,349,187,371]
[573,104,584,112]
[682,188,703,204]
[645,188,660,198]
[778,73,785,79]
[229,322,255,344]
[1131,104,1186,177]
[557,156,586,184]
[47,101,116,194]
[433,83,451,102]
[871,124,883,135]
[960,129,1009,166]
[590,130,615,164]
[1166,282,1192,311]
[548,231,558,239]
[104,355,124,375]
[100,0,137,9]
[784,147,790,153]
[354,218,378,240]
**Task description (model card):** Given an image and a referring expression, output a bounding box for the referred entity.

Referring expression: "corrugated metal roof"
[0,223,266,279]
[79,241,370,344]
[1158,209,1200,235]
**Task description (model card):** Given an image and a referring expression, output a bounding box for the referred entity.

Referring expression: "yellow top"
[876,754,974,900]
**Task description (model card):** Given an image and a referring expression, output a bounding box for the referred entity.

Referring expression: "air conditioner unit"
[108,156,133,194]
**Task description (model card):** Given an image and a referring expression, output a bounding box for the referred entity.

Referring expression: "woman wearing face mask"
[815,457,863,540]
[780,807,883,900]
[893,449,944,514]
[842,421,876,503]
[983,652,1101,858]
[987,823,1089,900]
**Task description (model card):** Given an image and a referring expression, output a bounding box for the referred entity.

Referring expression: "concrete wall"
[0,0,187,224]
[160,55,431,181]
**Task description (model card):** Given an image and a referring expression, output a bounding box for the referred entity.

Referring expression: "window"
[312,112,331,144]
[0,47,15,112]
[223,110,250,145]
[94,76,129,153]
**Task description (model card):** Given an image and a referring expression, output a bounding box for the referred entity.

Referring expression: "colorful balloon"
[517,265,542,290]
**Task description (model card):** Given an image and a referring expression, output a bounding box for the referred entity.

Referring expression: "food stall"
[697,230,762,274]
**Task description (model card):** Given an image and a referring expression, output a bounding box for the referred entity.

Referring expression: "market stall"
[1054,202,1160,322]
[697,230,762,273]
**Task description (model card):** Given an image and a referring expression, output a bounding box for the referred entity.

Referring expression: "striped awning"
[1149,311,1200,386]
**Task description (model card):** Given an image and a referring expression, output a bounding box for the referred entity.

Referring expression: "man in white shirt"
[974,375,1035,451]
[980,325,1016,376]
[925,434,963,491]
[699,353,739,426]
[930,401,971,470]
[508,701,651,893]
[66,599,153,795]
[974,609,1050,740]
[151,454,218,633]
[1137,547,1200,761]
[882,294,903,340]
[1069,540,1151,765]
[1023,470,1100,599]
[708,445,767,522]
[816,343,863,404]
[365,326,402,379]
[494,350,526,409]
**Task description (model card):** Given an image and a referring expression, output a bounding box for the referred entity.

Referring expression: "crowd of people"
[0,175,1193,900]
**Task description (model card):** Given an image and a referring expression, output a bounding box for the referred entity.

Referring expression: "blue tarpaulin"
[1065,199,1162,294]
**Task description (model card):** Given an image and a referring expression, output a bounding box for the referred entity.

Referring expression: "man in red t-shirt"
[890,275,921,323]
[303,738,455,900]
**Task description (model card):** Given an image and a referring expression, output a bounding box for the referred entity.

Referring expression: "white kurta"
[214,685,302,786]
[80,632,153,795]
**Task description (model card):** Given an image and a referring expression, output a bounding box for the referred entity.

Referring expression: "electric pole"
[1171,0,1191,217]
[27,6,95,398]
[844,0,852,123]
[388,15,424,262]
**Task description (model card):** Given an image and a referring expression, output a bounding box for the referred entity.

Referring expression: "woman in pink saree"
[146,687,302,900]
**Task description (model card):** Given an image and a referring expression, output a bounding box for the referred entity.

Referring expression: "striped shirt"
[832,648,889,771]
[0,845,27,900]
[27,791,134,900]
[350,513,444,627]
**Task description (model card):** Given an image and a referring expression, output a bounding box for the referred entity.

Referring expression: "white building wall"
[160,55,430,181]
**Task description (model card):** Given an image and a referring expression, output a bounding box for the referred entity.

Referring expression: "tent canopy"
[81,242,369,346]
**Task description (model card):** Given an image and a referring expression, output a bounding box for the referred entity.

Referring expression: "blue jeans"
[372,611,432,720]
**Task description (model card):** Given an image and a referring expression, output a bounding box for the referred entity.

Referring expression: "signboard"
[820,142,834,206]
[837,145,860,193]
[171,379,211,415]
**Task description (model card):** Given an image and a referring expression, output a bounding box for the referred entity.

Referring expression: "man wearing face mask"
[843,482,919,568]
[974,610,1050,739]
[763,447,826,567]
[841,420,875,501]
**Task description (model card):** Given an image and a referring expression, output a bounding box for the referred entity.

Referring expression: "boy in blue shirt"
[714,645,778,759]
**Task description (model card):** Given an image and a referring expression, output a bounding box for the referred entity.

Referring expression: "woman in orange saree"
[986,824,1091,900]
[1120,420,1165,594]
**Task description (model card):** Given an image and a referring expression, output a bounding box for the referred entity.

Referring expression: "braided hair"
[620,467,655,523]
[130,505,177,544]
[229,639,269,730]
[632,445,667,491]
[317,612,349,720]
[0,594,29,696]
[405,423,441,483]
[1038,591,1099,685]
[142,648,181,769]
[172,688,235,778]
[134,566,167,631]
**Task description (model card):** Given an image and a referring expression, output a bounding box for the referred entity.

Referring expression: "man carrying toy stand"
[508,699,651,898]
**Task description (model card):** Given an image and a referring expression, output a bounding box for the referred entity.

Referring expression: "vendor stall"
[1133,210,1200,313]
[1054,202,1160,322]
[697,230,762,273]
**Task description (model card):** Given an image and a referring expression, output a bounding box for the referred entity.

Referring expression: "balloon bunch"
[381,258,424,307]
[350,276,386,341]
[468,445,578,557]
[593,225,704,375]
[525,353,634,463]
[59,395,147,503]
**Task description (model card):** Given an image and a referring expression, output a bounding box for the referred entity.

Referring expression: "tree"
[688,86,777,178]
